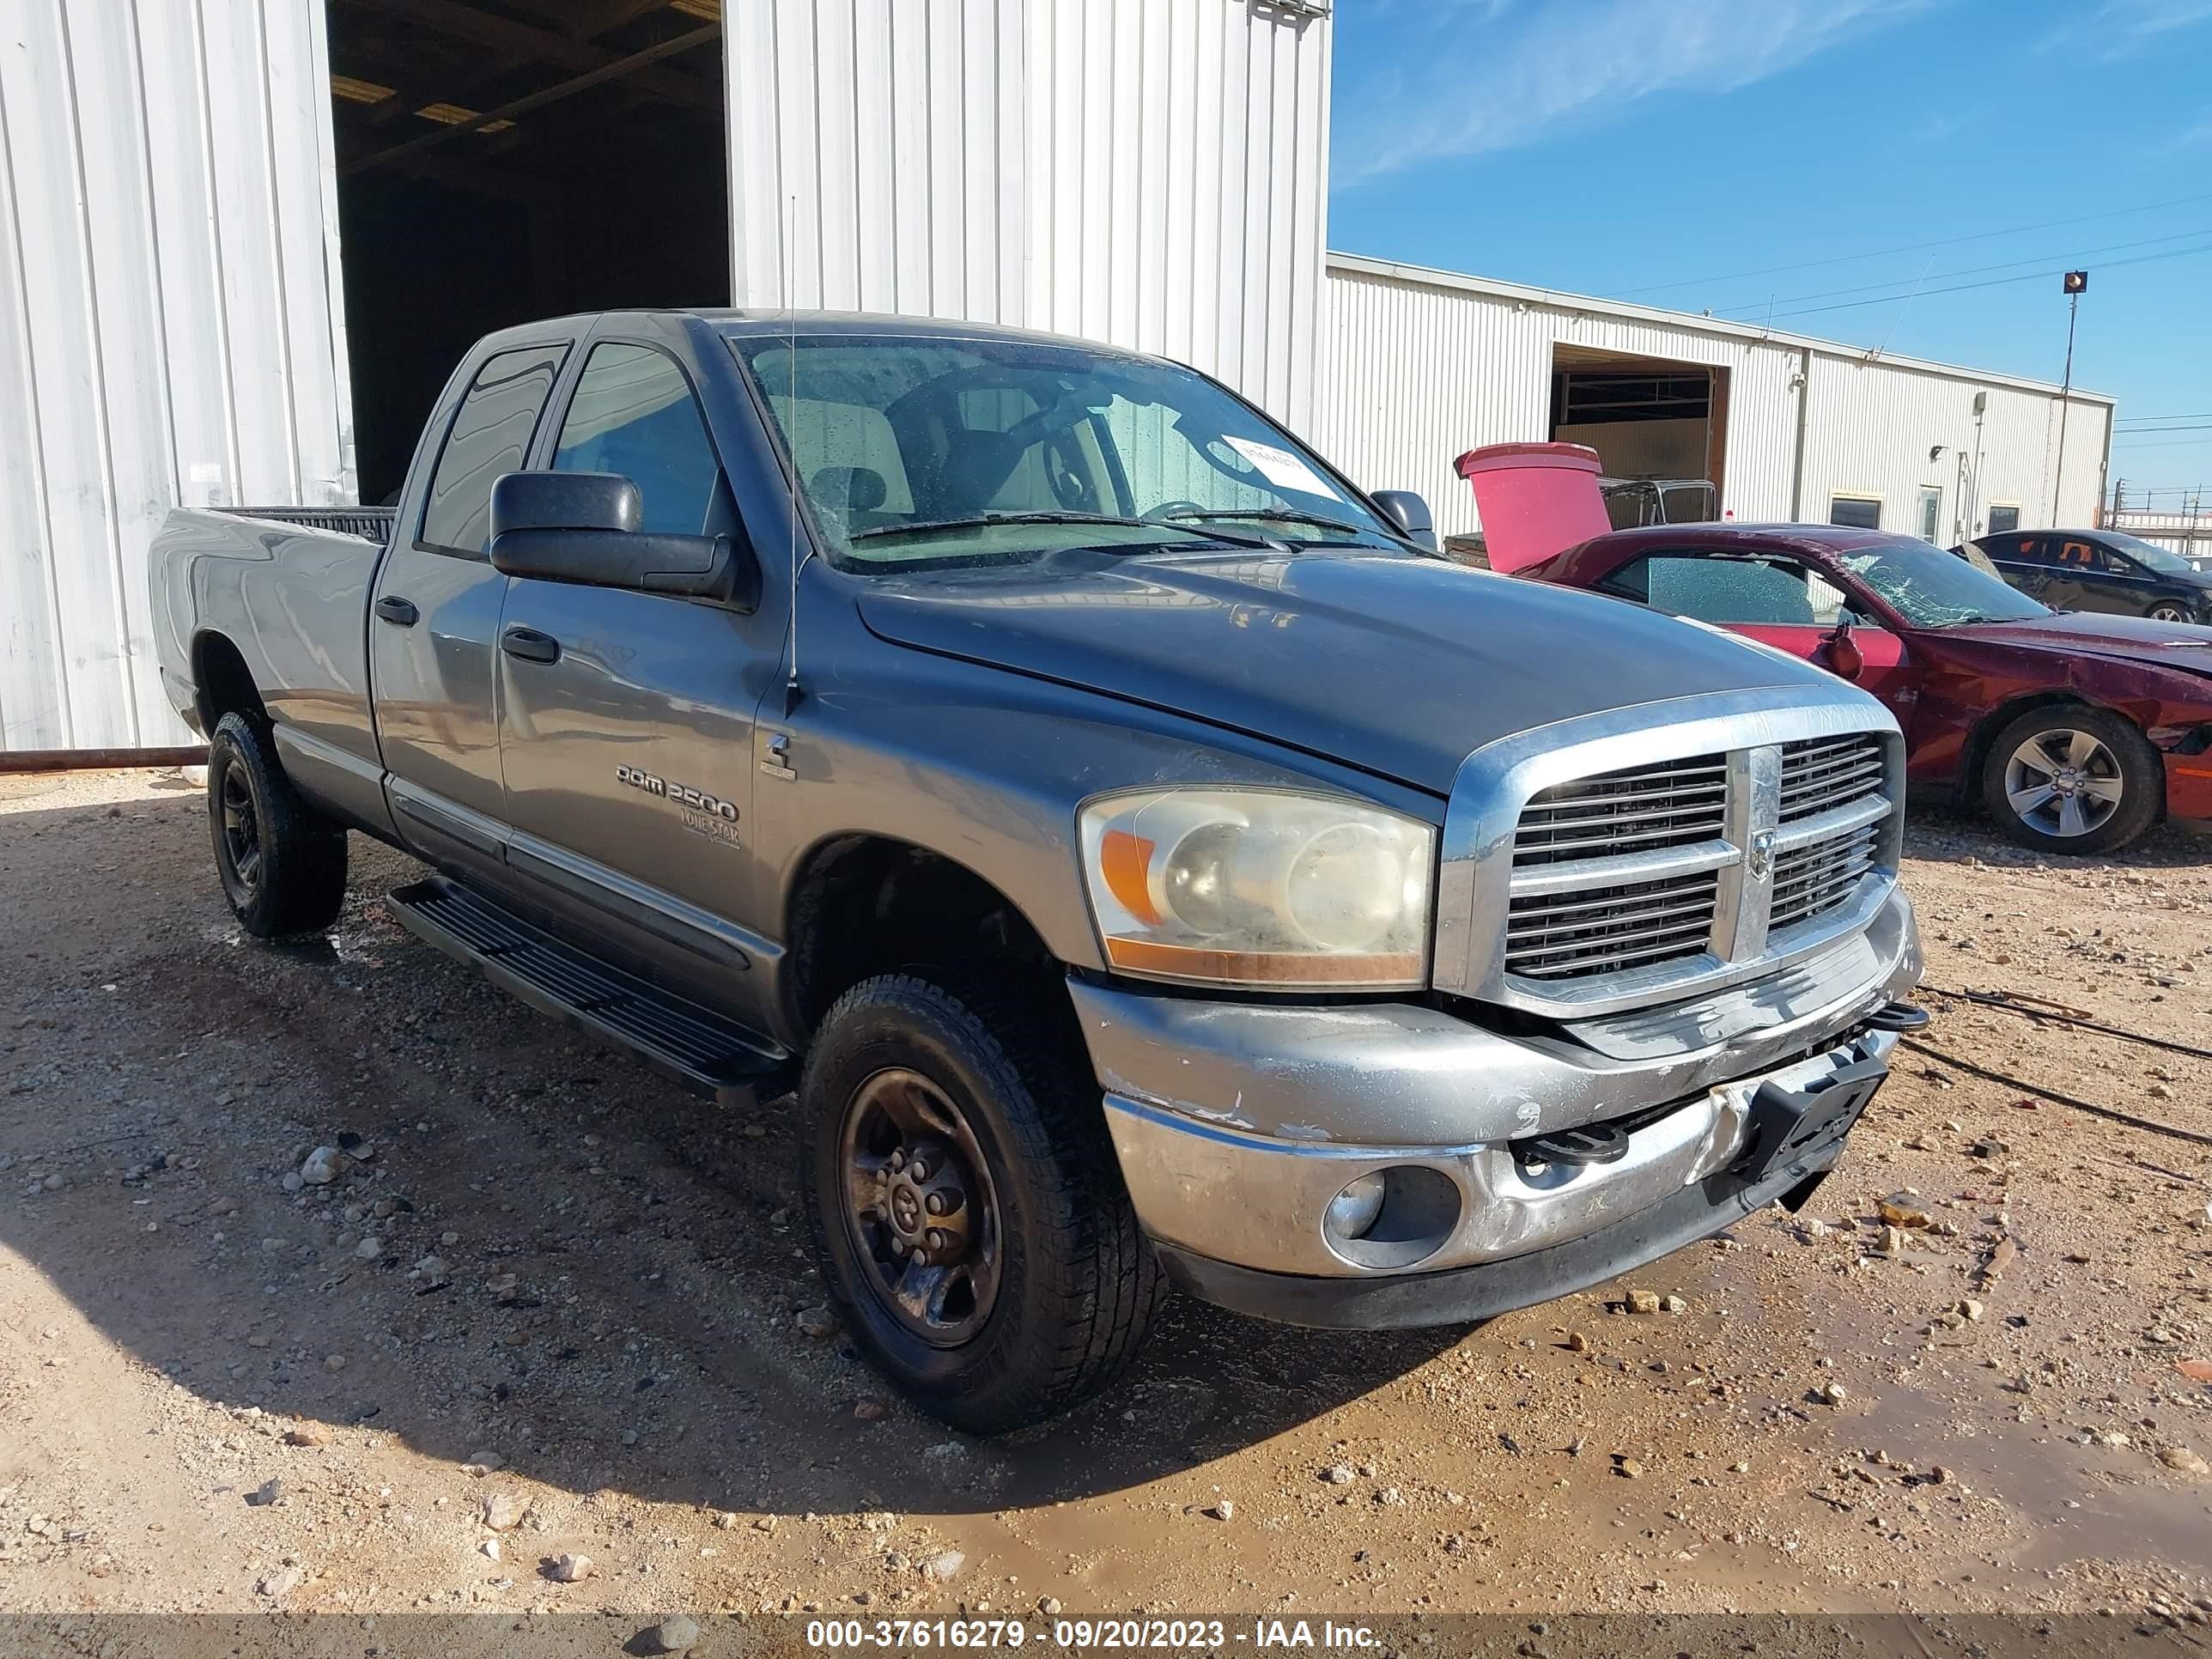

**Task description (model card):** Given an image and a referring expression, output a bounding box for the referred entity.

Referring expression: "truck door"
[369,339,571,886]
[494,334,782,1024]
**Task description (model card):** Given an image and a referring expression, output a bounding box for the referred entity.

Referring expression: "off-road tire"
[1979,702,2161,855]
[799,971,1164,1433]
[207,711,349,937]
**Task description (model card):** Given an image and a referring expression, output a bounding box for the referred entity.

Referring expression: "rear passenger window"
[420,343,568,553]
[553,343,724,536]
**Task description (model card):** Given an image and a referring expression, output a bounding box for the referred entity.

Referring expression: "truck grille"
[1511,754,1727,869]
[1771,822,1881,932]
[1492,730,1896,993]
[1778,733,1885,823]
[1505,867,1722,981]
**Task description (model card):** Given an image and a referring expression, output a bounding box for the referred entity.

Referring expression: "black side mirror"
[1370,489,1437,552]
[488,471,760,611]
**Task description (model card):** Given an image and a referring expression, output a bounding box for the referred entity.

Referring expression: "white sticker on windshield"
[1223,435,1338,499]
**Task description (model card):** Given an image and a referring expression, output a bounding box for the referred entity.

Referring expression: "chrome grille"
[1771,822,1881,932]
[1505,868,1722,980]
[1512,755,1728,868]
[1778,733,1886,823]
[1450,703,1902,1008]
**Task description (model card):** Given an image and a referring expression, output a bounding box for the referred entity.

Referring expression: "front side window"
[1607,553,1851,627]
[730,332,1402,572]
[421,343,568,552]
[553,343,723,535]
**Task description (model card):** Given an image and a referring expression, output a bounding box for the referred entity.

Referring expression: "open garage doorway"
[327,0,728,503]
[1549,346,1728,529]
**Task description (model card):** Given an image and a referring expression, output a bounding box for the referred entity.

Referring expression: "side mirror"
[1820,619,1864,681]
[488,471,760,611]
[1370,489,1437,552]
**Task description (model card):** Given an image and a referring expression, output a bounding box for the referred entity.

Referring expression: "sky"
[1327,0,2212,514]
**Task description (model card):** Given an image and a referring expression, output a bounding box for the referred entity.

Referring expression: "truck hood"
[856,549,1841,795]
[1953,610,2212,678]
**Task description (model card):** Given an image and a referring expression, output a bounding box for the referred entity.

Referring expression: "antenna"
[782,193,806,717]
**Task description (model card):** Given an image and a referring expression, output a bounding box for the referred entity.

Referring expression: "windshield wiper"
[1161,507,1371,538]
[848,510,1272,549]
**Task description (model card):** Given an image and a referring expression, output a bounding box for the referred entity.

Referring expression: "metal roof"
[1326,251,2117,407]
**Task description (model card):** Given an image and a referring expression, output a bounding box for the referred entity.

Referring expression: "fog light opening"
[1322,1164,1464,1271]
[1324,1172,1388,1243]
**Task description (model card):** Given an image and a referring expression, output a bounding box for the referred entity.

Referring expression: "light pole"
[2052,270,2087,523]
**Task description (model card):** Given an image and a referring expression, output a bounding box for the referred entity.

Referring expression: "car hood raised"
[1953,610,2212,678]
[856,549,1846,795]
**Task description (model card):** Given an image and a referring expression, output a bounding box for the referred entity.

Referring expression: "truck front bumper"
[1073,886,1920,1329]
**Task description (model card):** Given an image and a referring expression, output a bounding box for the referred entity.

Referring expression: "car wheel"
[1979,705,2160,854]
[206,711,349,936]
[2147,602,2193,623]
[799,972,1164,1434]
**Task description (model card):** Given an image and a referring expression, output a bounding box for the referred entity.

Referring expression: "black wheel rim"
[836,1067,1002,1349]
[217,758,261,897]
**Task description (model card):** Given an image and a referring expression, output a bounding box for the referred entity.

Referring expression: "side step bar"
[386,878,791,1107]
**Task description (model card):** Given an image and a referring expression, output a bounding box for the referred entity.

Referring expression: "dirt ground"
[2,767,2209,1650]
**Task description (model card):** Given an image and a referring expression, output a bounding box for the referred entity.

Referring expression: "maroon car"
[1519,524,2212,854]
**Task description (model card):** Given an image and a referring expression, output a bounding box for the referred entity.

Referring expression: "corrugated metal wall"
[724,0,1332,428]
[1315,255,2113,545]
[0,0,353,754]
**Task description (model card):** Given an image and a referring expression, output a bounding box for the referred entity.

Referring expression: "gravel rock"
[548,1552,593,1583]
[1876,1192,1930,1228]
[1614,1458,1644,1479]
[246,1478,282,1507]
[795,1304,839,1339]
[284,1425,329,1448]
[1624,1290,1661,1315]
[299,1147,347,1186]
[353,1235,383,1261]
[2161,1447,2210,1477]
[1321,1463,1355,1485]
[1207,1499,1236,1521]
[922,1549,967,1583]
[1817,1381,1850,1406]
[854,1397,888,1421]
[1565,1331,1590,1353]
[463,1450,505,1473]
[480,1489,528,1530]
[1660,1294,1687,1314]
[256,1562,303,1598]
[322,1354,346,1374]
[651,1613,701,1652]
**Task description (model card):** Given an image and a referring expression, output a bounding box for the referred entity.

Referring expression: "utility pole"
[2052,270,2087,522]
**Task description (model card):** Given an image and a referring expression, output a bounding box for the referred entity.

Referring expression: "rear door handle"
[374,595,418,626]
[501,625,561,665]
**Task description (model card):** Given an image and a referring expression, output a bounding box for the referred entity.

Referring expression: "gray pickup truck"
[151,310,1923,1431]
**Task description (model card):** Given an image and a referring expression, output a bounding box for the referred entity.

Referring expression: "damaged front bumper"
[1074,886,1921,1329]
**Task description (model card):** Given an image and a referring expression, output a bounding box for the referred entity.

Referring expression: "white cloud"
[1332,0,1932,187]
[2041,0,2212,57]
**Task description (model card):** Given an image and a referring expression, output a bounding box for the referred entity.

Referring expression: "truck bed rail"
[219,505,395,544]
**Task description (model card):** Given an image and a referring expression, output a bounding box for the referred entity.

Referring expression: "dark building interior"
[327,0,728,502]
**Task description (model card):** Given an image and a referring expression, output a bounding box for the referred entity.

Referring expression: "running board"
[385,878,790,1107]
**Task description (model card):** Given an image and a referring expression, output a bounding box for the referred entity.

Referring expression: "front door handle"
[374,595,418,627]
[501,625,561,665]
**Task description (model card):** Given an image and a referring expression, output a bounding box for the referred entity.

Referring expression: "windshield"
[2100,531,2198,575]
[728,332,1403,572]
[1839,538,2050,628]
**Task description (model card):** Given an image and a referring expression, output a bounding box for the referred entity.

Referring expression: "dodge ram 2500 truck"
[151,310,1924,1431]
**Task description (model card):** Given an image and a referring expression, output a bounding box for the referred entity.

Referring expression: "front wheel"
[799,973,1163,1433]
[1979,704,2161,854]
[2147,601,2194,623]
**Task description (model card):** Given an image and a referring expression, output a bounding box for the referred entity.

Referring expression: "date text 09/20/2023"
[804,1616,1382,1649]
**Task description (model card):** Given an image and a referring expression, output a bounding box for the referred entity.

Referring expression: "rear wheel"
[1979,704,2160,854]
[207,712,349,936]
[799,972,1163,1433]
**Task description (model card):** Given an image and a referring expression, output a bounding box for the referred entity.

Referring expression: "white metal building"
[0,0,2113,758]
[1313,253,2115,550]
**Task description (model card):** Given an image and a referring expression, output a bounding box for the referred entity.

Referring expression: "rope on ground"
[1917,982,2212,1065]
[1899,1036,2212,1149]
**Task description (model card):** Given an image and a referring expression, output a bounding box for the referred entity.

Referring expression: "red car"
[1518,524,2212,854]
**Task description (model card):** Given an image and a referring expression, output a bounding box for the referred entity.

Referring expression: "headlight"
[1077,788,1435,989]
